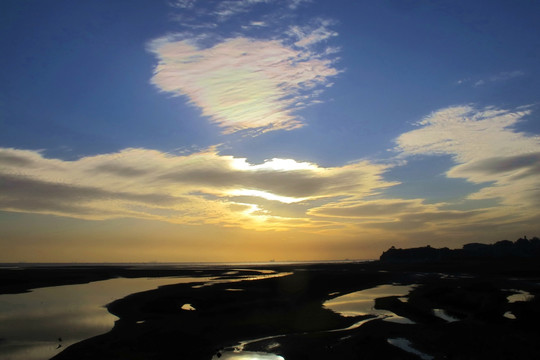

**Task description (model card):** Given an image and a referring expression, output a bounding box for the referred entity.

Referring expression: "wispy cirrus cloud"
[457,70,525,87]
[310,199,434,219]
[287,19,338,48]
[214,0,272,20]
[169,0,197,9]
[170,0,311,21]
[149,36,339,134]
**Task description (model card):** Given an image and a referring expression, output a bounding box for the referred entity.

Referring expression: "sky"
[1,0,539,262]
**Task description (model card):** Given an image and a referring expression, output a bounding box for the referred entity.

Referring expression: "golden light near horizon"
[1,0,540,263]
[228,189,306,204]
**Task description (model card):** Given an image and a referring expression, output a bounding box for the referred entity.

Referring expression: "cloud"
[453,152,540,180]
[288,19,338,48]
[195,0,310,20]
[301,104,540,242]
[395,105,534,163]
[457,70,525,87]
[395,105,540,215]
[0,150,37,166]
[309,196,494,238]
[361,209,486,232]
[170,0,198,9]
[4,105,538,243]
[0,173,180,218]
[0,147,393,230]
[309,199,433,219]
[149,36,339,134]
[288,0,311,9]
[473,80,485,87]
[214,0,272,20]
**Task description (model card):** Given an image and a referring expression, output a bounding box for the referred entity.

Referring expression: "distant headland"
[380,236,540,263]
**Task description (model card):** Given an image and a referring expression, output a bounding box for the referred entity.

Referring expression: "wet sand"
[2,259,540,359]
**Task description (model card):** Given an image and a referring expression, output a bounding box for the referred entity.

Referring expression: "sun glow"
[229,189,306,203]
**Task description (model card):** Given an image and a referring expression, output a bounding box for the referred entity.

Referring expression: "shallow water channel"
[213,350,285,360]
[0,276,210,360]
[324,284,417,324]
[0,268,292,360]
[213,284,418,360]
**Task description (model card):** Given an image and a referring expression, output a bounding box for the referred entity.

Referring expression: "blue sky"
[1,0,539,262]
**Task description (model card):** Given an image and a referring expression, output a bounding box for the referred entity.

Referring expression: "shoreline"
[2,260,540,359]
[0,261,368,295]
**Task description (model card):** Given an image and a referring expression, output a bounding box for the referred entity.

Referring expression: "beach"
[1,260,539,360]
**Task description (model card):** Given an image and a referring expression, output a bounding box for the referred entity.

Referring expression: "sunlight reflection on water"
[181,303,196,311]
[503,311,516,319]
[323,284,416,323]
[192,272,293,289]
[387,338,434,360]
[0,270,294,360]
[432,308,459,323]
[213,351,284,360]
[211,334,286,360]
[0,276,208,360]
[506,289,534,303]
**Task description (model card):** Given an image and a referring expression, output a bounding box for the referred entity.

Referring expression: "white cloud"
[491,70,525,81]
[149,36,339,134]
[210,0,311,19]
[288,20,338,48]
[457,70,525,87]
[395,105,540,214]
[473,80,485,87]
[288,0,311,9]
[395,105,534,163]
[170,0,197,9]
[214,0,273,20]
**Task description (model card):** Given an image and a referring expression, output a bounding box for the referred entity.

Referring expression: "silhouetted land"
[380,236,540,263]
[1,238,539,359]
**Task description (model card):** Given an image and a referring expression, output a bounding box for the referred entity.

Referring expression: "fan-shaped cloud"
[149,36,338,134]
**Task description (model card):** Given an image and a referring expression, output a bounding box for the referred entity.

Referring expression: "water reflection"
[0,269,293,360]
[387,338,434,360]
[212,333,286,360]
[192,272,292,289]
[181,303,196,311]
[0,276,209,360]
[506,289,534,303]
[432,309,459,323]
[503,311,516,320]
[213,351,284,360]
[324,284,416,324]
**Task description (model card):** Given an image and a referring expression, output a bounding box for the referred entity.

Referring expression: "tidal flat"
[1,259,539,360]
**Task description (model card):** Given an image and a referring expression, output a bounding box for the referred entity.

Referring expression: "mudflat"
[2,259,539,360]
